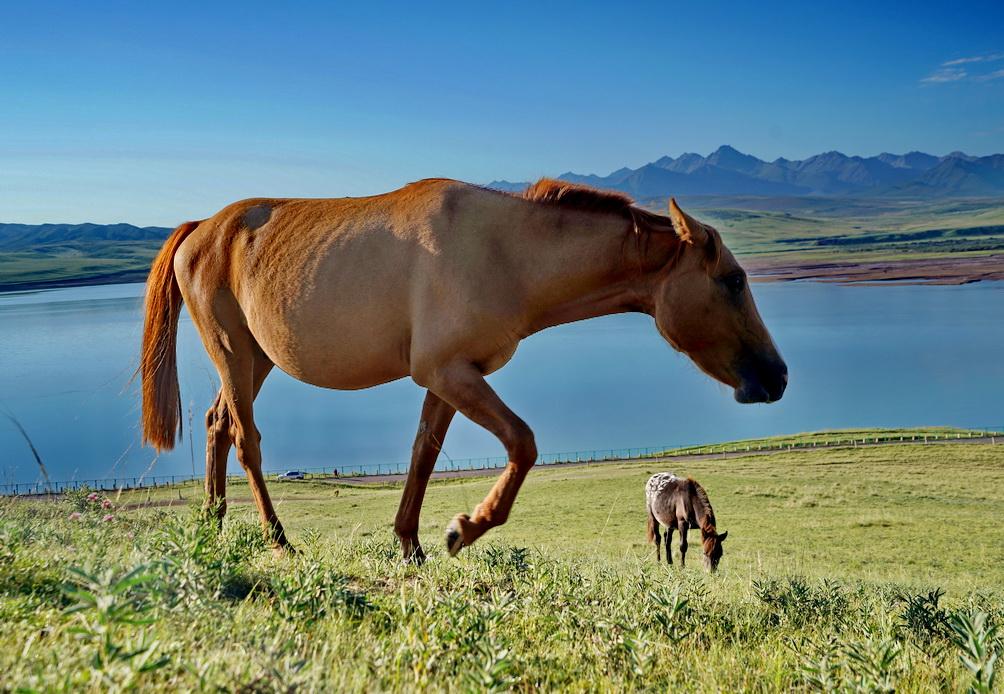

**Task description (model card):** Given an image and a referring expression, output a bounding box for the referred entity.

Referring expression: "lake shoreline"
[3,254,1003,293]
[0,269,150,294]
[745,253,1004,285]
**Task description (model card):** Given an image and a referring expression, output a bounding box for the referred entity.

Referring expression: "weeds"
[62,565,170,689]
[0,483,1001,690]
[896,587,951,655]
[950,610,999,694]
[754,576,849,628]
[269,556,371,625]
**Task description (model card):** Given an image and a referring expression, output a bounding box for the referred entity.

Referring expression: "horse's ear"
[718,530,728,542]
[668,198,708,245]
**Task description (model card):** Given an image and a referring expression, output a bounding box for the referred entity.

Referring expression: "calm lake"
[2,280,1003,486]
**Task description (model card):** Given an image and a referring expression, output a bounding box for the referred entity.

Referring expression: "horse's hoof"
[272,543,296,558]
[403,545,427,566]
[445,515,468,556]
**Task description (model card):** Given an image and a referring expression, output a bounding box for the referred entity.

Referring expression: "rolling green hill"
[3,439,1003,690]
[0,223,170,291]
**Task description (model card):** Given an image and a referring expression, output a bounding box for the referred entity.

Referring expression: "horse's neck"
[521,212,668,334]
[690,486,716,535]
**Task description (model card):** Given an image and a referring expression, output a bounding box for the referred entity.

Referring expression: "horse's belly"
[246,305,412,391]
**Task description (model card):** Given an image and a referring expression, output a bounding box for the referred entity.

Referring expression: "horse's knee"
[505,421,537,468]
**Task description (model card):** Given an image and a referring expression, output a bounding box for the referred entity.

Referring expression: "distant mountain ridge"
[488,146,1004,199]
[4,148,1002,251]
[0,222,171,251]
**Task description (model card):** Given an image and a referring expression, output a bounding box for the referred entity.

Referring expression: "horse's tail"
[646,502,658,545]
[139,220,201,451]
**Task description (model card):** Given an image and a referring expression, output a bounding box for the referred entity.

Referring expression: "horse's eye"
[723,273,746,295]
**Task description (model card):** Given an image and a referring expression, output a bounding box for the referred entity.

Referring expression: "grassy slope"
[0,241,160,290]
[272,442,1004,590]
[4,441,1001,690]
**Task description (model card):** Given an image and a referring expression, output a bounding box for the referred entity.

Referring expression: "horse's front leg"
[394,390,456,563]
[665,524,674,565]
[419,361,537,555]
[677,519,689,568]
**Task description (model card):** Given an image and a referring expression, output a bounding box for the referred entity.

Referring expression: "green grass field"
[3,440,1003,690]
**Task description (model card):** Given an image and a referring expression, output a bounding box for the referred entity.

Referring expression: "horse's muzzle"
[734,354,788,404]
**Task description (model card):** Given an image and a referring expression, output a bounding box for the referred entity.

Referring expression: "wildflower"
[86,492,99,502]
[102,514,114,522]
[101,499,112,509]
[68,512,82,521]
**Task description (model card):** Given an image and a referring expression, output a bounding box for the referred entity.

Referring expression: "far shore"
[745,253,1004,285]
[0,269,149,294]
[2,254,1003,294]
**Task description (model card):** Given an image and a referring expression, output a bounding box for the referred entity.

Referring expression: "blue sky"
[2,1,1003,225]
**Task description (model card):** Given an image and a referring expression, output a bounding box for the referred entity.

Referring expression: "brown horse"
[646,472,727,571]
[139,178,786,560]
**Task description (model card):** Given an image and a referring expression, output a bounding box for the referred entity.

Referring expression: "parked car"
[276,470,305,481]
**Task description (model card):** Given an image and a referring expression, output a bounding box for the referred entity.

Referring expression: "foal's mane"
[521,178,635,217]
[688,477,717,534]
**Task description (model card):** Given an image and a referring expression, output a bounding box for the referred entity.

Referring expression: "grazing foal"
[646,473,728,571]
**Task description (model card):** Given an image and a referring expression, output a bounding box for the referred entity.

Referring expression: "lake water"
[2,280,1003,487]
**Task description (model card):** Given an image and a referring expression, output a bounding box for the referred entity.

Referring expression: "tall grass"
[1,495,1001,692]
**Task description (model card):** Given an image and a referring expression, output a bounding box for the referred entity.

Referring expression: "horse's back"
[645,472,681,497]
[175,180,525,390]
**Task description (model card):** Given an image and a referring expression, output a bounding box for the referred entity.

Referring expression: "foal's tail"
[139,220,201,451]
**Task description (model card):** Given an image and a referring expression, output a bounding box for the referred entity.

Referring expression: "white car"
[276,470,305,481]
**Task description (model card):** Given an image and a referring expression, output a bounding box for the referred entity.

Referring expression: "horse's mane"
[521,178,635,217]
[508,178,718,271]
[687,477,717,534]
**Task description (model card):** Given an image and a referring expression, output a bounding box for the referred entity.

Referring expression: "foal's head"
[644,200,787,404]
[702,529,728,573]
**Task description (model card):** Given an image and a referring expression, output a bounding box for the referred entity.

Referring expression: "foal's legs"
[394,390,456,562]
[204,353,273,521]
[665,524,674,565]
[677,519,689,568]
[649,508,662,562]
[422,362,537,555]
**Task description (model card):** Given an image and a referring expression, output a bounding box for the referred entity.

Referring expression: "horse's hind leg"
[418,362,537,555]
[204,391,229,519]
[394,390,456,562]
[204,353,274,521]
[191,294,289,549]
